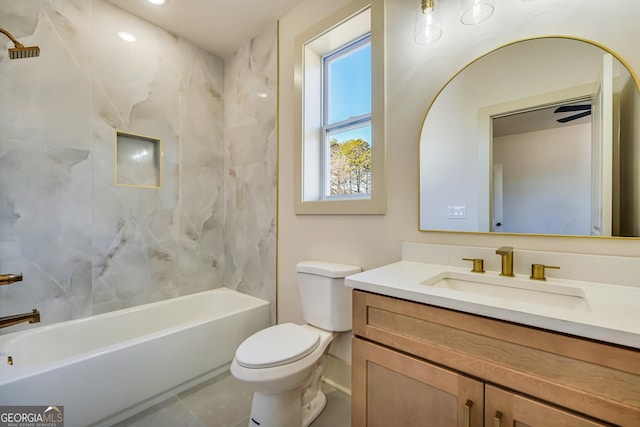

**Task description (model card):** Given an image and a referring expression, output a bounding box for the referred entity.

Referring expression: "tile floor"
[114,371,350,427]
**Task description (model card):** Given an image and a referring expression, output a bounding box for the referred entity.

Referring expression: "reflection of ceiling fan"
[554,104,592,123]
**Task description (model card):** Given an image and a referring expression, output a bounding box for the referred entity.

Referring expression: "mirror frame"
[418,35,640,239]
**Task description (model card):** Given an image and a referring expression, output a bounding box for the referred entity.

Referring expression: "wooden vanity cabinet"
[484,385,609,427]
[352,338,484,427]
[351,290,640,427]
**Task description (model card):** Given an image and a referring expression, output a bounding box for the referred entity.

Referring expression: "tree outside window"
[329,136,371,195]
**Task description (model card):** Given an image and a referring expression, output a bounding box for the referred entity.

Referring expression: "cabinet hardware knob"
[494,410,503,427]
[464,400,473,427]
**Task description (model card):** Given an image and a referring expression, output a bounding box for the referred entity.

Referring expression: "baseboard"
[323,354,351,395]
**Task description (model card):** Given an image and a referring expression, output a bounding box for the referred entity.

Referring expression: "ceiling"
[105,0,303,57]
[493,100,592,138]
[103,1,593,136]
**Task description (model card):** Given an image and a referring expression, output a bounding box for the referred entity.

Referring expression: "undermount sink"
[422,271,590,311]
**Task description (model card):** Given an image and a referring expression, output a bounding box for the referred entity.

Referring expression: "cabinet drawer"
[353,290,640,426]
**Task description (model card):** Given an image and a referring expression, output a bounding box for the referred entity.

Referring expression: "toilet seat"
[235,323,321,368]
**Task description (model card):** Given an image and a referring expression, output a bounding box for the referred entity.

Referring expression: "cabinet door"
[485,385,612,427]
[352,337,484,427]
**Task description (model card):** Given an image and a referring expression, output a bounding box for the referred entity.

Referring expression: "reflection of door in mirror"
[419,37,640,237]
[492,98,592,235]
[490,53,618,236]
[492,164,504,232]
[590,53,614,237]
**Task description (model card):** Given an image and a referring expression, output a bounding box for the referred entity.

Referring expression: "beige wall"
[278,0,640,350]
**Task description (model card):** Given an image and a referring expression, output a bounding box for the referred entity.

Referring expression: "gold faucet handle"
[495,246,513,255]
[462,258,485,273]
[0,273,23,285]
[530,264,560,281]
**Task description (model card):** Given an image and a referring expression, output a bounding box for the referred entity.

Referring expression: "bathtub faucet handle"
[0,273,23,285]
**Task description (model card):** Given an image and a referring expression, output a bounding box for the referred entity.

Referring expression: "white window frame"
[321,34,372,200]
[293,0,386,215]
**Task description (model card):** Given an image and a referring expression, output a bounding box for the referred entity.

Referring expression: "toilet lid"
[235,323,320,368]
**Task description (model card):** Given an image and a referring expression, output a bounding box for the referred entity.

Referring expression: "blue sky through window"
[328,42,371,143]
[330,126,371,146]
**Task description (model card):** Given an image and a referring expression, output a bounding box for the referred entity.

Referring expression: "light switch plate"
[447,206,466,219]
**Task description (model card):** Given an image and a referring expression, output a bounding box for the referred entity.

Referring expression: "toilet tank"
[296,261,361,332]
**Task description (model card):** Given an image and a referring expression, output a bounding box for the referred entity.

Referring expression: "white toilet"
[230,260,361,427]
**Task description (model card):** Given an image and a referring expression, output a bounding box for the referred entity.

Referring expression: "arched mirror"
[419,37,640,237]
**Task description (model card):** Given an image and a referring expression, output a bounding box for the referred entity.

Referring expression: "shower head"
[0,27,40,60]
[8,45,40,59]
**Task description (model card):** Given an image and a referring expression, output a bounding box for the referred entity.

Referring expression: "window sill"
[295,195,386,215]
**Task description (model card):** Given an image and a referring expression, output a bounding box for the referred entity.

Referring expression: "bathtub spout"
[0,309,40,329]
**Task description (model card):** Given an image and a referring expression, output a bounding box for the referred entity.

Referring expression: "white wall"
[278,0,640,369]
[494,124,591,235]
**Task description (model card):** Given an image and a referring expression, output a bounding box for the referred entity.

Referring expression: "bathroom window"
[322,35,372,199]
[294,0,386,214]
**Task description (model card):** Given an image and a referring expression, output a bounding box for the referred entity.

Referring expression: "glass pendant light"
[460,0,494,25]
[414,0,442,45]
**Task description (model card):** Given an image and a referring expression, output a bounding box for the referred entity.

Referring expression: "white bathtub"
[0,288,270,427]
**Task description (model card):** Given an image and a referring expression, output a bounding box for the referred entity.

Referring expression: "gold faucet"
[0,309,40,329]
[0,273,23,286]
[462,258,485,273]
[495,246,514,277]
[530,264,560,281]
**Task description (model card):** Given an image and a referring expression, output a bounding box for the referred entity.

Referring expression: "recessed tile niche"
[115,131,162,188]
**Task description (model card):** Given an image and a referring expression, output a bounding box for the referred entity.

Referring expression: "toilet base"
[247,388,327,427]
[248,388,299,427]
[302,389,327,427]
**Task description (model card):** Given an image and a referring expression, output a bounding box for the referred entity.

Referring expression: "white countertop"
[346,261,640,350]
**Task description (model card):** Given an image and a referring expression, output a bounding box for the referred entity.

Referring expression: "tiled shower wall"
[224,26,277,314]
[0,0,277,329]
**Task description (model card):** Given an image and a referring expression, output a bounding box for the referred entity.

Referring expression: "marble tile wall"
[224,25,278,322]
[0,0,277,330]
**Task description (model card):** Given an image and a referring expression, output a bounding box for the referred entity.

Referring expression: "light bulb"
[414,0,442,45]
[460,0,494,25]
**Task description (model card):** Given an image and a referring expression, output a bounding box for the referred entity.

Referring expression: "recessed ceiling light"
[118,31,137,42]
[147,0,168,5]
